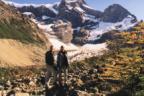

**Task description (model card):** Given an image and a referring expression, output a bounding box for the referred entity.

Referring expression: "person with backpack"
[57,46,69,84]
[45,45,57,88]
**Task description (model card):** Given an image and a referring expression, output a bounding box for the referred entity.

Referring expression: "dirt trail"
[0,39,46,67]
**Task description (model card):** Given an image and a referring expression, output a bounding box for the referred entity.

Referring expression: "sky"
[10,0,144,20]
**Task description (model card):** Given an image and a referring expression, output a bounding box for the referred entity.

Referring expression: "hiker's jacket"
[45,51,54,65]
[57,51,69,68]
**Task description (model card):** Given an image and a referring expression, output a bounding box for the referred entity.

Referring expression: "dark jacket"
[45,51,54,65]
[57,51,69,68]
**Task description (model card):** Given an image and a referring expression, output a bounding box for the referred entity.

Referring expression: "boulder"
[73,28,90,44]
[52,20,73,43]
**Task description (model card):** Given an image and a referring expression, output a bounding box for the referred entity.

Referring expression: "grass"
[0,18,43,44]
[71,22,144,95]
[0,65,45,84]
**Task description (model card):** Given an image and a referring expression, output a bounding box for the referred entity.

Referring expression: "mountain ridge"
[3,0,137,25]
[4,0,138,44]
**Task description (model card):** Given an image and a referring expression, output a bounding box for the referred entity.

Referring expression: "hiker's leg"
[64,67,68,83]
[58,68,62,84]
[45,65,52,87]
[45,66,49,84]
[52,67,57,84]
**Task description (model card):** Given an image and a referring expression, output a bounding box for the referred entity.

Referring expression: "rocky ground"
[0,63,125,96]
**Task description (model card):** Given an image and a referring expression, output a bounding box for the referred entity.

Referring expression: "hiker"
[45,45,57,88]
[57,46,69,83]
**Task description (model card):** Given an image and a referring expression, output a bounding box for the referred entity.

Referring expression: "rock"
[5,80,11,88]
[98,82,112,91]
[0,90,7,96]
[88,69,94,74]
[58,0,86,27]
[58,9,84,27]
[93,69,98,74]
[14,87,21,92]
[15,92,29,96]
[0,85,4,90]
[52,20,73,43]
[76,79,84,86]
[93,87,99,93]
[77,91,91,96]
[73,28,90,44]
[90,74,96,80]
[29,81,36,87]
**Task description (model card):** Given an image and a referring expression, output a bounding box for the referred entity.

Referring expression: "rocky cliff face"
[51,20,73,43]
[73,28,90,44]
[58,7,84,27]
[58,0,86,27]
[17,5,57,19]
[101,4,137,23]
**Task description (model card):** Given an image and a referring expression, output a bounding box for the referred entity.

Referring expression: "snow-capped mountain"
[3,0,138,44]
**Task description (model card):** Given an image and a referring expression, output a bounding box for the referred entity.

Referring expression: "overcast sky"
[11,0,144,20]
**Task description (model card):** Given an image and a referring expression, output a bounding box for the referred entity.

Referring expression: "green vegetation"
[128,74,144,96]
[0,66,45,84]
[0,2,45,44]
[0,18,43,44]
[72,22,144,95]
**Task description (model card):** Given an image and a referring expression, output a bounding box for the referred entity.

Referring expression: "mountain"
[17,3,59,19]
[5,0,138,45]
[0,1,50,67]
[102,4,137,23]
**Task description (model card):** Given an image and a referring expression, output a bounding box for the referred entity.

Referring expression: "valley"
[0,0,143,96]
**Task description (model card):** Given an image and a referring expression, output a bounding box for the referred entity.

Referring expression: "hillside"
[0,1,49,67]
[0,1,48,43]
[71,22,144,95]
